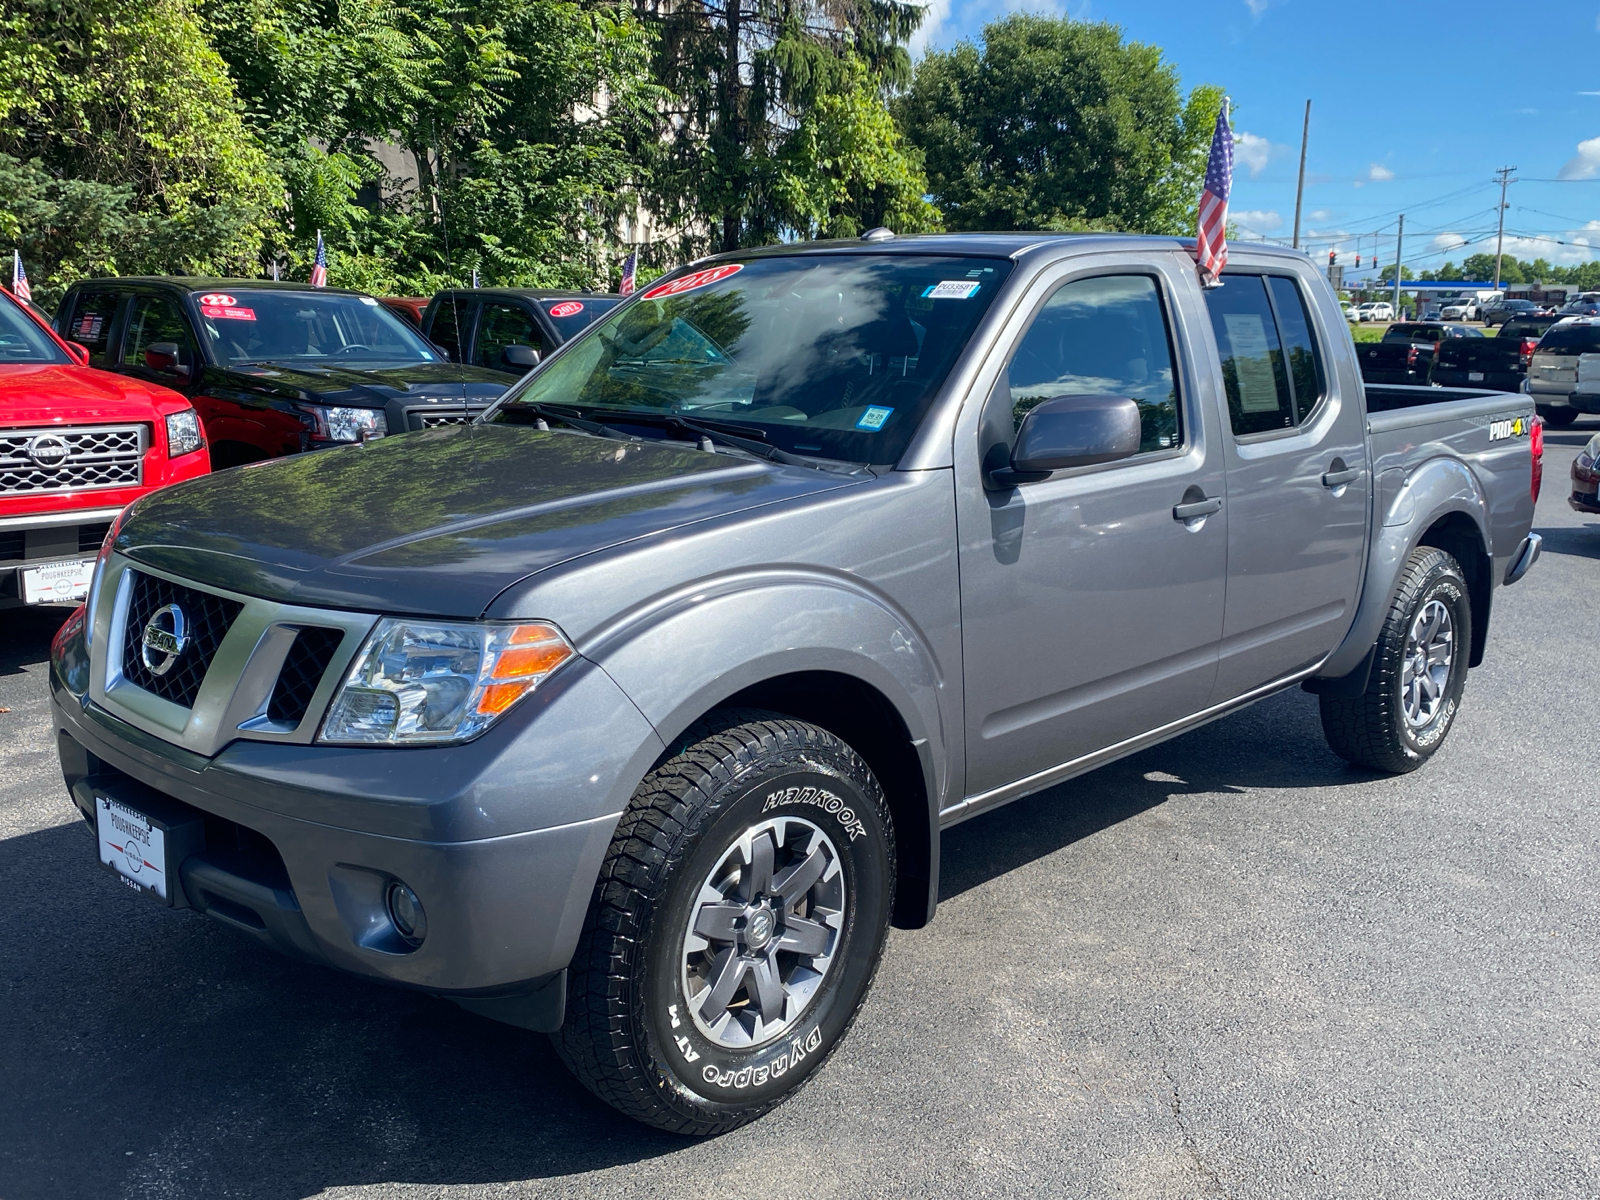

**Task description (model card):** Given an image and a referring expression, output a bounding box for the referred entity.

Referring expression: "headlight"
[320,619,573,745]
[164,408,204,457]
[296,404,387,444]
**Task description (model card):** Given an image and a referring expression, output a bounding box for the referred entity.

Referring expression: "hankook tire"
[554,710,895,1135]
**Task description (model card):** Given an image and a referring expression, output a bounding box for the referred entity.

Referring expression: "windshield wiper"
[509,402,640,443]
[580,407,870,475]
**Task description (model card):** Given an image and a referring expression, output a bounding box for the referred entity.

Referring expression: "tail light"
[1520,338,1539,365]
[1530,415,1544,505]
[1407,346,1419,367]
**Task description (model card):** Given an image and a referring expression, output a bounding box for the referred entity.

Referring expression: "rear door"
[956,252,1228,800]
[1203,266,1370,702]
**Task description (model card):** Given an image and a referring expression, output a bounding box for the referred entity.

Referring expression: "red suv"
[2,288,210,609]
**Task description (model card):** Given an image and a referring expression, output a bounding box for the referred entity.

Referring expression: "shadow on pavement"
[1,604,70,677]
[0,818,679,1200]
[940,687,1368,902]
[1533,524,1600,559]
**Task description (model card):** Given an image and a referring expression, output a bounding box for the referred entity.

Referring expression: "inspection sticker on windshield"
[922,280,981,300]
[856,406,894,431]
[640,263,744,301]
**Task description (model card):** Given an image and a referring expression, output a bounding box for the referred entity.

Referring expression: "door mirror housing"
[501,343,541,370]
[66,341,90,365]
[990,394,1143,487]
[144,342,189,377]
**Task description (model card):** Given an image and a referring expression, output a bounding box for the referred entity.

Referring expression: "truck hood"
[208,360,508,407]
[1,363,186,425]
[118,423,867,615]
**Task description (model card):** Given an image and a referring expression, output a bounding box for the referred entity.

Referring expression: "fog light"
[386,880,427,944]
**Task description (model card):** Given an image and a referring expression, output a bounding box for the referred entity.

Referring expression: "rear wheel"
[1319,547,1471,774]
[1537,406,1579,429]
[555,711,895,1135]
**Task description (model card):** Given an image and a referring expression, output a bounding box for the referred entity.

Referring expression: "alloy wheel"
[1402,598,1454,727]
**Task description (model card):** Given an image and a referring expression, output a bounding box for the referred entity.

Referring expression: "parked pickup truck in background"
[1358,321,1482,385]
[420,289,622,380]
[51,235,1542,1136]
[1527,317,1600,428]
[2,287,209,609]
[53,279,513,469]
[1430,318,1554,392]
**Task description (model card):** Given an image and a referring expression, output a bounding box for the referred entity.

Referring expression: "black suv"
[54,278,512,468]
[421,289,621,379]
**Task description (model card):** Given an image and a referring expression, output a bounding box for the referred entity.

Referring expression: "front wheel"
[555,711,895,1135]
[1319,547,1471,773]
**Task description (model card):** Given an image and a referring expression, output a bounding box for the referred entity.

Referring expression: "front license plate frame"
[21,557,95,605]
[80,778,205,907]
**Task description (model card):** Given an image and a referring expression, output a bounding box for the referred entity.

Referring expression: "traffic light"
[1329,249,1338,267]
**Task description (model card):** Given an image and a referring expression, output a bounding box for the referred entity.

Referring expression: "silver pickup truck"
[50,234,1543,1135]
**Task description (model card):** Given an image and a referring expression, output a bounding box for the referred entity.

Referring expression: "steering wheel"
[335,344,374,356]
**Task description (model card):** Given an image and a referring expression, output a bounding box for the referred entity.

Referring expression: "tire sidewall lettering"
[1402,573,1467,752]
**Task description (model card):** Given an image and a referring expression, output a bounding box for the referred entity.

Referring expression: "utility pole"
[1291,100,1311,250]
[1392,214,1405,319]
[1492,165,1517,290]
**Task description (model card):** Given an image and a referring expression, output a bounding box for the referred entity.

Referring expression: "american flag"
[619,248,637,297]
[1194,99,1233,288]
[11,250,31,303]
[310,230,327,288]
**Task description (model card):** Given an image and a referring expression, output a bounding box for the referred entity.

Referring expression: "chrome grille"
[0,425,144,495]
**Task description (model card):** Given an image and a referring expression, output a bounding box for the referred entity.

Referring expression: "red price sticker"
[547,301,585,318]
[201,304,256,321]
[197,293,237,307]
[640,263,744,301]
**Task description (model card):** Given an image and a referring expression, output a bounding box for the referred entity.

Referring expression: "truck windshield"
[494,254,1013,464]
[0,292,70,365]
[194,290,441,366]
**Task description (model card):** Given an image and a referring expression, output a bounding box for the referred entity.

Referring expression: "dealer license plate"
[1468,371,1484,382]
[96,796,169,900]
[21,557,94,605]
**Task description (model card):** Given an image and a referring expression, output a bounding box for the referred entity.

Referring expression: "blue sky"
[912,0,1600,283]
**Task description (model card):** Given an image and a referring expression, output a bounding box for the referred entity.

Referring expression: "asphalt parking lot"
[3,423,1597,1200]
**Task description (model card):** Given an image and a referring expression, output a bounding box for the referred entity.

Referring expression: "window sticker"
[921,281,981,300]
[359,296,379,306]
[548,301,585,318]
[640,263,744,301]
[73,314,105,340]
[201,304,255,321]
[1222,312,1280,413]
[197,293,236,307]
[855,405,894,431]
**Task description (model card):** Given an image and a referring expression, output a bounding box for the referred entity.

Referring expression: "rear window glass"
[1383,324,1443,342]
[62,290,121,367]
[1538,325,1600,354]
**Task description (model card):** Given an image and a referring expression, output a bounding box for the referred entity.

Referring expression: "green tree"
[0,0,279,305]
[897,14,1223,234]
[635,0,936,253]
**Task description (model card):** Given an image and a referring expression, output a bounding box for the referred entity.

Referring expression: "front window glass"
[543,297,618,340]
[477,303,542,373]
[194,290,439,366]
[494,255,1013,464]
[124,295,197,373]
[0,292,69,364]
[1007,274,1180,454]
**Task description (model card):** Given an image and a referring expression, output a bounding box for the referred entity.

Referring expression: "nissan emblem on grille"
[141,604,189,676]
[26,434,70,468]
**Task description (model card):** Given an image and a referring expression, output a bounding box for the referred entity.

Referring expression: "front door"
[1201,267,1370,701]
[957,257,1229,801]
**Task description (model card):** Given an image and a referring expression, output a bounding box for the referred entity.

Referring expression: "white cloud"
[909,0,952,56]
[1232,209,1282,231]
[1429,233,1468,253]
[1558,136,1600,180]
[1367,163,1395,182]
[1245,0,1268,14]
[1310,209,1330,221]
[1233,131,1278,178]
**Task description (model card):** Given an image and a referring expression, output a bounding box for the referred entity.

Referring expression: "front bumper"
[51,657,658,1006]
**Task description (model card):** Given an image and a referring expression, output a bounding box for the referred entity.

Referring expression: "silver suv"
[1528,317,1600,428]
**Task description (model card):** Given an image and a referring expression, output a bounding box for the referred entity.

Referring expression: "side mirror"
[144,342,189,376]
[990,394,1142,488]
[66,341,90,365]
[502,344,541,370]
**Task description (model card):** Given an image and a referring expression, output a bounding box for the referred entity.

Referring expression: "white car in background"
[1358,301,1394,322]
[1441,297,1479,321]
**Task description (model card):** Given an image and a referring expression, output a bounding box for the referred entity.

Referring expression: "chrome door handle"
[1172,496,1223,521]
